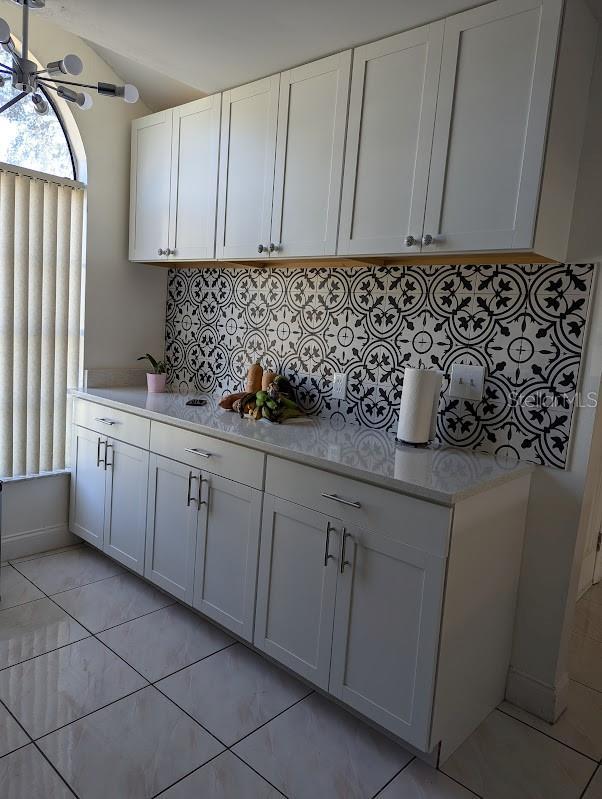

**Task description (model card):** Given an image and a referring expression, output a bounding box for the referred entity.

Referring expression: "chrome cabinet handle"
[157,248,165,256]
[186,471,197,507]
[269,242,280,253]
[324,521,335,567]
[340,529,352,574]
[94,417,117,426]
[104,442,113,470]
[257,244,267,254]
[422,234,433,246]
[404,235,417,247]
[198,475,207,506]
[184,448,212,459]
[96,437,103,468]
[321,492,361,509]
[165,248,176,256]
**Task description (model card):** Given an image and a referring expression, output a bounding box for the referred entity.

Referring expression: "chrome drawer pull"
[104,442,113,470]
[321,492,361,509]
[184,447,212,459]
[94,417,117,426]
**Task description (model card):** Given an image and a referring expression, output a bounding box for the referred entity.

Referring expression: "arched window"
[0,77,75,179]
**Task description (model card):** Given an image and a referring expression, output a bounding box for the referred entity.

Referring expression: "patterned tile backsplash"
[165,263,596,468]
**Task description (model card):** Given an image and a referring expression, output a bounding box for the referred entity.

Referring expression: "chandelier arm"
[40,77,99,91]
[0,91,27,114]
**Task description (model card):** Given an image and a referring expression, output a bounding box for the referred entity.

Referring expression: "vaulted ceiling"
[39,0,485,95]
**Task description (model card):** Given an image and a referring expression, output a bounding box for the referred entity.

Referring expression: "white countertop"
[74,388,533,506]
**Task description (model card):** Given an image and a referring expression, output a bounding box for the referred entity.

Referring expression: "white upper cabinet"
[271,51,351,258]
[169,96,222,260]
[130,110,173,261]
[338,24,443,256]
[216,76,280,260]
[422,0,563,253]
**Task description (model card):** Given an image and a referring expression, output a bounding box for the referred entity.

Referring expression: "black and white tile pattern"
[165,263,596,468]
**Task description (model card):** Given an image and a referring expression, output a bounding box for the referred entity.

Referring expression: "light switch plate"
[332,372,347,400]
[449,363,486,400]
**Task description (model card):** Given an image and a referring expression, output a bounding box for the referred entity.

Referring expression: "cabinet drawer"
[150,421,264,490]
[74,399,150,449]
[265,456,451,557]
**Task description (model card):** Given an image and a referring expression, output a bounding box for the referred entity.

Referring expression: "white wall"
[0,2,168,371]
[507,25,602,720]
[1,474,77,560]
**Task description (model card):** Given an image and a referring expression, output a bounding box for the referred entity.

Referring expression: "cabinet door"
[271,52,351,258]
[169,96,221,260]
[130,110,173,261]
[254,496,338,688]
[145,454,199,603]
[69,426,107,549]
[103,439,149,575]
[216,76,279,259]
[329,526,446,750]
[193,474,262,641]
[422,0,562,253]
[338,23,443,255]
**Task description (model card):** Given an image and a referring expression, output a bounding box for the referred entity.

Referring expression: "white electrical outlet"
[332,372,347,400]
[449,363,486,400]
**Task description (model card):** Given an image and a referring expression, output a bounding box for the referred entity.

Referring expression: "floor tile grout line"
[0,696,80,798]
[31,739,81,798]
[227,689,315,749]
[369,757,415,798]
[149,749,230,799]
[227,749,290,798]
[31,685,149,743]
[0,634,92,674]
[7,544,85,566]
[571,627,602,647]
[566,676,602,697]
[579,762,600,799]
[9,563,133,598]
[437,765,484,798]
[495,706,600,764]
[90,599,180,637]
[148,640,238,684]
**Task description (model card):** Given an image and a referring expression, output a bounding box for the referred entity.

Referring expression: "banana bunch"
[231,377,305,423]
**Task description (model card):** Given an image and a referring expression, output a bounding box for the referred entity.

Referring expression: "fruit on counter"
[218,391,246,410]
[230,379,305,423]
[245,360,263,393]
[261,370,278,390]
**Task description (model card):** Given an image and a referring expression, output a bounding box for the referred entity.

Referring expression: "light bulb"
[47,54,83,76]
[62,54,83,76]
[122,84,139,103]
[31,93,49,115]
[78,91,93,110]
[0,18,10,46]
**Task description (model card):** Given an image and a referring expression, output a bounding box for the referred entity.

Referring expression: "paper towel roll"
[396,368,443,445]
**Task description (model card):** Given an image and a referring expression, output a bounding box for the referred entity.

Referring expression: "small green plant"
[137,353,166,374]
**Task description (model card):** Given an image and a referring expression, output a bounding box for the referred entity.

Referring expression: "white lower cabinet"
[70,426,108,548]
[145,454,199,603]
[70,402,530,759]
[254,497,340,689]
[103,439,149,575]
[193,473,262,642]
[329,525,446,750]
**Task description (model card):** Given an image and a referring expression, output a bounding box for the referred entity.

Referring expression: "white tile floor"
[0,543,600,799]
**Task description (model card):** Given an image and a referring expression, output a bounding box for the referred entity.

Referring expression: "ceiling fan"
[0,0,139,115]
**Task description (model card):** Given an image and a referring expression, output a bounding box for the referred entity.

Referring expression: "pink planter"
[146,373,167,393]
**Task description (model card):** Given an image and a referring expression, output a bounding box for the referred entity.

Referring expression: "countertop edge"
[72,390,534,506]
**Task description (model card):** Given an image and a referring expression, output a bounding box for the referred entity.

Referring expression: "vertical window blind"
[0,167,85,478]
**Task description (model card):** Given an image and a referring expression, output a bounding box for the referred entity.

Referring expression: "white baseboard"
[2,523,79,562]
[506,667,569,723]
